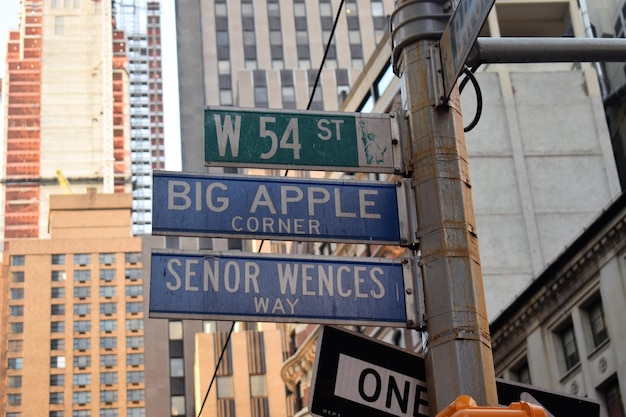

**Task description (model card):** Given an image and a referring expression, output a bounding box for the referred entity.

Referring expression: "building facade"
[1,0,132,247]
[113,0,165,234]
[491,192,626,417]
[0,189,145,416]
[280,0,623,415]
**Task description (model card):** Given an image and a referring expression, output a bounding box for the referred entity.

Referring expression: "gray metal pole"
[467,37,626,66]
[391,1,498,414]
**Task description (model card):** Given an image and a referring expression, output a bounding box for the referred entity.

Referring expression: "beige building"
[1,189,145,416]
[193,324,289,417]
[491,192,626,417]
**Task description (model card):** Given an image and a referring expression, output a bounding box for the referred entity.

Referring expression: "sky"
[0,0,182,170]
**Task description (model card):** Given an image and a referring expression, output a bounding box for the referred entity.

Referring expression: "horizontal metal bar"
[467,37,626,66]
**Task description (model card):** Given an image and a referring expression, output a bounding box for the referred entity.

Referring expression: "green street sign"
[439,0,496,98]
[205,106,402,173]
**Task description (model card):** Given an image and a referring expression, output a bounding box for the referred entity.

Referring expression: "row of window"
[508,297,609,387]
[7,407,145,417]
[10,252,141,267]
[10,286,144,300]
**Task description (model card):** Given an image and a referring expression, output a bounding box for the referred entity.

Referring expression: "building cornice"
[490,194,626,359]
[280,326,320,392]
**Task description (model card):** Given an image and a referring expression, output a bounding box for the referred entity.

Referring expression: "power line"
[196,2,346,415]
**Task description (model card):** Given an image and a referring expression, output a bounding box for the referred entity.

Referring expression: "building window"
[100,320,117,332]
[8,394,22,406]
[74,355,91,368]
[560,323,580,371]
[217,376,234,398]
[127,353,144,366]
[100,337,117,349]
[50,374,65,386]
[100,409,117,417]
[127,371,144,384]
[171,396,185,416]
[126,336,144,348]
[74,270,91,283]
[8,357,23,370]
[52,287,65,299]
[587,299,609,347]
[52,271,66,282]
[74,338,91,350]
[50,392,64,404]
[74,320,91,333]
[125,252,142,264]
[74,287,91,298]
[9,323,23,334]
[74,411,91,417]
[73,373,91,386]
[128,389,144,401]
[125,268,142,280]
[100,286,117,298]
[47,355,64,369]
[100,303,117,315]
[126,285,142,297]
[100,390,118,403]
[100,354,117,367]
[604,379,626,417]
[127,408,145,417]
[8,375,22,388]
[74,254,91,266]
[10,305,24,316]
[250,375,266,397]
[169,321,183,340]
[51,339,65,350]
[51,303,65,315]
[126,319,143,331]
[10,271,24,283]
[8,340,23,352]
[73,391,91,404]
[126,301,143,313]
[52,254,65,265]
[101,372,118,385]
[74,303,91,316]
[170,358,184,377]
[10,288,24,300]
[513,361,531,385]
[99,253,116,265]
[51,321,65,333]
[100,269,116,281]
[10,255,25,266]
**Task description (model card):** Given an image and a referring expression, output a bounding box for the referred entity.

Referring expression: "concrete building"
[1,0,164,243]
[1,0,131,246]
[280,0,623,414]
[0,189,145,416]
[491,192,626,417]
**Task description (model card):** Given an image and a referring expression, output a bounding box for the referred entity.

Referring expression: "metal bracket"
[389,112,409,176]
[403,256,426,330]
[396,178,419,248]
[430,43,448,107]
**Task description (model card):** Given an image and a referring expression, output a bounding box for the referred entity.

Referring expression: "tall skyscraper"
[113,0,165,234]
[1,189,145,417]
[1,0,131,247]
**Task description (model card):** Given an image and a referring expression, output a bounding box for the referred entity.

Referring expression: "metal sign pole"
[391,1,498,413]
